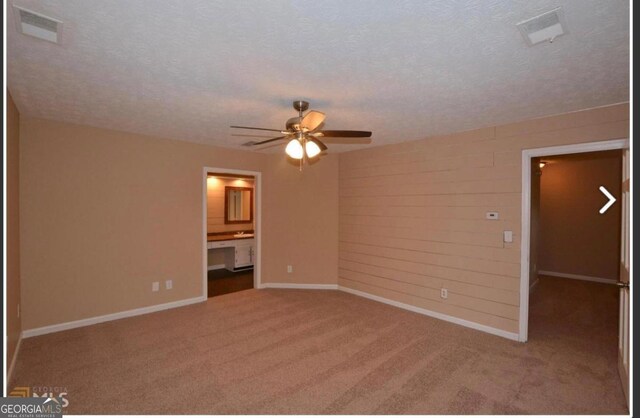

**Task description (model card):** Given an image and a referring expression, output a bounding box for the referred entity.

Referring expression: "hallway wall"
[538,150,622,281]
[6,90,22,378]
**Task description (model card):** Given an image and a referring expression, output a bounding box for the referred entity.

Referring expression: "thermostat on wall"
[486,212,499,220]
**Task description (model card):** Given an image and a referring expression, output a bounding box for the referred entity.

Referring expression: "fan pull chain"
[299,138,306,171]
[299,105,304,171]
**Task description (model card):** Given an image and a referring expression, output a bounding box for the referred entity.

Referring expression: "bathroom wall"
[207,176,254,234]
[206,176,255,269]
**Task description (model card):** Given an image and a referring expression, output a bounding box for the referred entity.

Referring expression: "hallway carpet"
[10,276,627,414]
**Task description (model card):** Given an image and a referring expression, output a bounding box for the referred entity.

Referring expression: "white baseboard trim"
[207,264,226,271]
[538,270,616,284]
[338,286,520,342]
[7,332,23,384]
[259,283,339,290]
[22,295,207,338]
[21,281,522,342]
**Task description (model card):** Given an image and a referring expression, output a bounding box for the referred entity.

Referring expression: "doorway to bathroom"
[202,167,261,297]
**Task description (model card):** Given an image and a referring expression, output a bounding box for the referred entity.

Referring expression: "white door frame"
[202,167,262,298]
[519,138,628,342]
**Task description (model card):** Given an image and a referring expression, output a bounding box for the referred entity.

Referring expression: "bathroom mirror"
[225,186,253,224]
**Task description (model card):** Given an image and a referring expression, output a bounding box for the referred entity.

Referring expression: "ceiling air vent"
[516,7,567,46]
[13,6,62,44]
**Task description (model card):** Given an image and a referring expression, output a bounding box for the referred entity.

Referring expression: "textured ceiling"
[7,0,630,153]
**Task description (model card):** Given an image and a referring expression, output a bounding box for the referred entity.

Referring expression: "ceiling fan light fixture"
[230,100,373,169]
[285,138,304,159]
[305,139,322,158]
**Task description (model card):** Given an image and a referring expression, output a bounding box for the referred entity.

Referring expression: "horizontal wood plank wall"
[207,177,254,233]
[338,103,629,334]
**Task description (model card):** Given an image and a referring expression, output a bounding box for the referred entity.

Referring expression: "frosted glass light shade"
[305,140,321,158]
[285,139,304,159]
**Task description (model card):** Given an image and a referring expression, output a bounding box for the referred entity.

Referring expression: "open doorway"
[530,149,621,334]
[202,168,261,298]
[520,139,630,409]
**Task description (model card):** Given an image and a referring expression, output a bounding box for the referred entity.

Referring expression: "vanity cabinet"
[207,239,235,250]
[224,238,255,271]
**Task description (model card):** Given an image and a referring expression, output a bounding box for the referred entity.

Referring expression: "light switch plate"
[152,281,160,292]
[504,230,513,243]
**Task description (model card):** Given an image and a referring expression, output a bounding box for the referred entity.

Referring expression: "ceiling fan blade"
[300,111,326,131]
[232,133,279,138]
[253,136,287,145]
[307,136,328,151]
[320,137,372,145]
[316,130,372,138]
[230,125,283,133]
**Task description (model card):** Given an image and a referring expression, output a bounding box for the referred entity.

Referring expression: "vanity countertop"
[207,234,254,242]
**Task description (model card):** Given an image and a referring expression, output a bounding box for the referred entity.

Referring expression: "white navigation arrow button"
[599,186,616,214]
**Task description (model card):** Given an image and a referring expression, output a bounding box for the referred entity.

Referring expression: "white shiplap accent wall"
[338,104,629,334]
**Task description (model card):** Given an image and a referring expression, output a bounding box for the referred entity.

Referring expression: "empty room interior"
[4,0,631,416]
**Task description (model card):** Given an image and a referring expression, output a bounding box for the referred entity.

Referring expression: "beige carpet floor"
[10,276,627,414]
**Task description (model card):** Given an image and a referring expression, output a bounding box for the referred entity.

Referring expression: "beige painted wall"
[538,151,622,281]
[19,117,339,330]
[17,104,626,336]
[261,154,339,285]
[7,91,22,373]
[338,103,629,334]
[206,176,254,234]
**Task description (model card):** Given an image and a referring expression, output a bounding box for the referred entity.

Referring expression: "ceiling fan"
[231,100,372,167]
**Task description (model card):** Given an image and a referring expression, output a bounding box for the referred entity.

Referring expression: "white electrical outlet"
[486,212,499,220]
[152,281,160,292]
[287,265,293,273]
[165,280,173,290]
[440,288,448,299]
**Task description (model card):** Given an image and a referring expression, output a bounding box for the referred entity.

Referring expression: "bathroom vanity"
[207,234,255,271]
